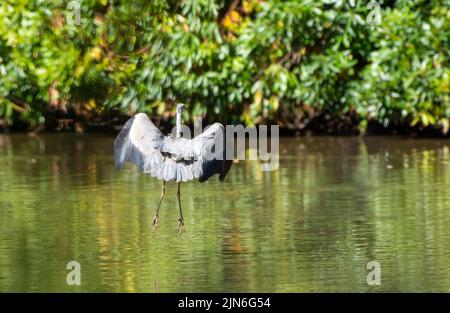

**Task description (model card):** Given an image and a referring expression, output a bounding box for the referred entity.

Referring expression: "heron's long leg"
[177,183,185,234]
[151,181,166,232]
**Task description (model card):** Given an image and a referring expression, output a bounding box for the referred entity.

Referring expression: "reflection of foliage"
[1,135,450,291]
[0,1,448,133]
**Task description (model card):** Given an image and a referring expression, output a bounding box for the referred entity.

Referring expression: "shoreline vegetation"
[0,1,448,137]
[1,109,449,137]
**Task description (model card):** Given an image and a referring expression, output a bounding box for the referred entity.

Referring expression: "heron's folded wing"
[114,113,165,173]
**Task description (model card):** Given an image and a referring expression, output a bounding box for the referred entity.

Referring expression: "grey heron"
[114,103,232,233]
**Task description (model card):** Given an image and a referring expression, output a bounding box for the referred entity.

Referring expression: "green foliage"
[353,1,450,131]
[0,0,448,133]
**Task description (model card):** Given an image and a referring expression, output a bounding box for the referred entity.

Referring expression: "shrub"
[0,0,448,133]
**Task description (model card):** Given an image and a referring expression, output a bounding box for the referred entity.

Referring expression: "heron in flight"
[114,103,232,233]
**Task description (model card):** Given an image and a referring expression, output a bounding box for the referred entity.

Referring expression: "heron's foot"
[177,218,185,235]
[151,214,158,232]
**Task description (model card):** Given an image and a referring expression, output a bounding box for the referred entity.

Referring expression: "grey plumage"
[114,113,232,183]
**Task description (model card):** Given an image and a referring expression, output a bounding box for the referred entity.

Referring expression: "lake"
[0,134,450,292]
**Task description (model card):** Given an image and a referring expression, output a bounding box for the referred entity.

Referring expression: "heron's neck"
[176,112,182,138]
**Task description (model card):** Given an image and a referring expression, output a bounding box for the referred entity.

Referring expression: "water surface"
[1,134,450,292]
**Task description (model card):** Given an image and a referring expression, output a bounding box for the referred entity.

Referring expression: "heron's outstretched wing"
[114,114,232,182]
[114,113,165,173]
[190,123,233,182]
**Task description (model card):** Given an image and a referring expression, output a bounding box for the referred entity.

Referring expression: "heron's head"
[176,103,185,114]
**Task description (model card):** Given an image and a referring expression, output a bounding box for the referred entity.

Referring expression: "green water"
[0,134,450,292]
